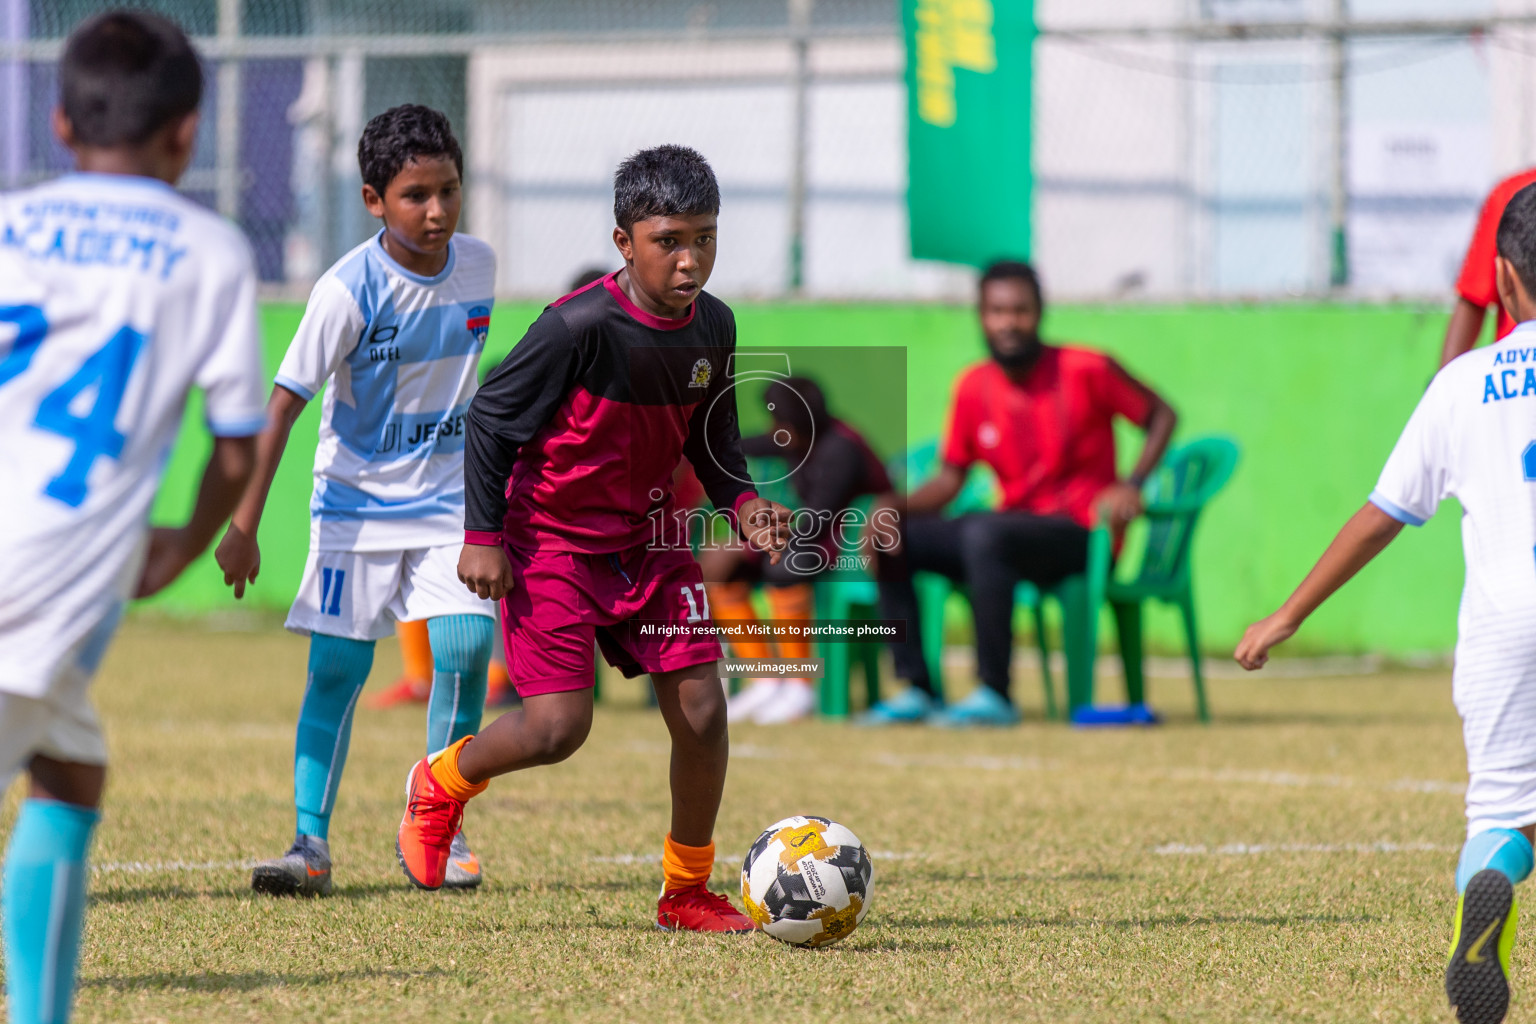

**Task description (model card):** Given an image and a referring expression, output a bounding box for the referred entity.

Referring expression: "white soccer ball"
[739,815,873,947]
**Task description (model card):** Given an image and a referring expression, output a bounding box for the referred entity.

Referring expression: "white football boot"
[726,679,781,723]
[753,680,817,725]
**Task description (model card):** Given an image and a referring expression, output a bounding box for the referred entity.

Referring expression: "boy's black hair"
[60,10,202,148]
[979,259,1044,312]
[357,105,463,196]
[765,377,830,436]
[613,145,720,233]
[1497,183,1536,297]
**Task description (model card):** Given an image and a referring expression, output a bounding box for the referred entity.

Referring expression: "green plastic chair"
[814,440,991,717]
[903,439,1091,716]
[911,436,1237,722]
[813,517,884,717]
[1103,436,1239,723]
[903,440,998,701]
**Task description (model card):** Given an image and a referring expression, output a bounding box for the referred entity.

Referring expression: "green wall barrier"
[144,300,1463,658]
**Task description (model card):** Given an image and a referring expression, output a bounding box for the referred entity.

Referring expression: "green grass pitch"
[8,620,1489,1022]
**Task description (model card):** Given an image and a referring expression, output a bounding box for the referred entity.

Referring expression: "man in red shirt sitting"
[868,260,1177,726]
[1440,167,1536,367]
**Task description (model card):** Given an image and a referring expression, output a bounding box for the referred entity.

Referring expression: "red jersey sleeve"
[941,373,978,469]
[1095,356,1156,427]
[1457,186,1504,309]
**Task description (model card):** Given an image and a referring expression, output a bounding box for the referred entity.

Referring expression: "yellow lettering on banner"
[915,0,998,128]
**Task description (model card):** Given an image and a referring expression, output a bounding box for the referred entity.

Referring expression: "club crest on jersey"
[466,306,491,343]
[689,358,713,388]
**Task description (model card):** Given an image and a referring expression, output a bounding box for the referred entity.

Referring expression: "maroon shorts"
[500,542,723,698]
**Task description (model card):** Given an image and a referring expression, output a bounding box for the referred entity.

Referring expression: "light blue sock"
[3,799,99,1024]
[294,633,374,840]
[425,614,493,754]
[1457,828,1535,893]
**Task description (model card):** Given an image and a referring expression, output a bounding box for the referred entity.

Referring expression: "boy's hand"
[739,497,793,565]
[135,527,199,598]
[459,543,515,601]
[215,523,261,599]
[1234,612,1298,671]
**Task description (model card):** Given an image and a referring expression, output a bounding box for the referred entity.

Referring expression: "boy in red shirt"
[394,145,790,931]
[1440,168,1536,367]
[868,260,1177,726]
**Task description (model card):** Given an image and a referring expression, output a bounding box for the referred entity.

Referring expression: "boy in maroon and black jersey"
[394,145,791,932]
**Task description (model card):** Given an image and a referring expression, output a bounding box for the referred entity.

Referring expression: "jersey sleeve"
[463,309,585,539]
[681,323,757,519]
[273,276,365,402]
[941,376,977,469]
[1457,185,1504,309]
[1096,356,1156,427]
[195,242,266,437]
[1370,375,1451,527]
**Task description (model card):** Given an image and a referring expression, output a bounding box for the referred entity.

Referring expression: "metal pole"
[1326,0,1347,290]
[1,0,26,190]
[787,0,813,296]
[216,0,242,218]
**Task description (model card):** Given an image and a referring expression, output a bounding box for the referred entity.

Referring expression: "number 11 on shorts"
[680,583,709,623]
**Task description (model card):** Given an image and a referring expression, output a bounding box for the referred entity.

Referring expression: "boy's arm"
[1234,503,1403,670]
[137,435,257,598]
[214,385,308,598]
[680,381,791,562]
[1440,297,1488,367]
[459,314,583,599]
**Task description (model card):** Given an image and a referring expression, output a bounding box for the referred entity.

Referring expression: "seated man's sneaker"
[1447,868,1518,1024]
[855,685,935,726]
[929,686,1021,728]
[443,830,483,890]
[725,679,781,723]
[753,680,817,725]
[250,835,332,897]
[656,884,755,933]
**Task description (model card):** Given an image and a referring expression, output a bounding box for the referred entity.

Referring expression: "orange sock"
[705,581,771,659]
[662,833,715,893]
[428,736,489,802]
[398,619,433,682]
[766,583,814,659]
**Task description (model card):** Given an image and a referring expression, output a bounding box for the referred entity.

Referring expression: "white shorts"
[0,586,121,782]
[1466,762,1536,836]
[0,692,107,788]
[286,544,493,642]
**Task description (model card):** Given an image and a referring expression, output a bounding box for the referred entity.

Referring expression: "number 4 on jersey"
[0,305,146,508]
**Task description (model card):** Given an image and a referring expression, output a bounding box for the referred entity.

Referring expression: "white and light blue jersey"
[275,230,495,552]
[0,173,265,698]
[1372,320,1536,771]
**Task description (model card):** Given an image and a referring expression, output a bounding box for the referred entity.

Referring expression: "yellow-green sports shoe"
[1447,869,1519,1024]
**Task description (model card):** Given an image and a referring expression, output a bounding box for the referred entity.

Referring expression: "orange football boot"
[395,756,464,890]
[656,884,756,933]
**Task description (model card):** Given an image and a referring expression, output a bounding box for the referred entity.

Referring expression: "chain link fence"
[4,0,1536,300]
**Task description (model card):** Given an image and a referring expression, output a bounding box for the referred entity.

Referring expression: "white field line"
[589,851,925,865]
[93,859,258,874]
[1149,767,1465,795]
[1154,841,1456,857]
[632,741,1463,795]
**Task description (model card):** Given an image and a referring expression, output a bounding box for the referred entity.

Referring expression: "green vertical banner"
[904,0,1034,266]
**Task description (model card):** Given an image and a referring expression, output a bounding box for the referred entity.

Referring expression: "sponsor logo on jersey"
[978,422,1001,448]
[467,305,491,343]
[689,358,712,388]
